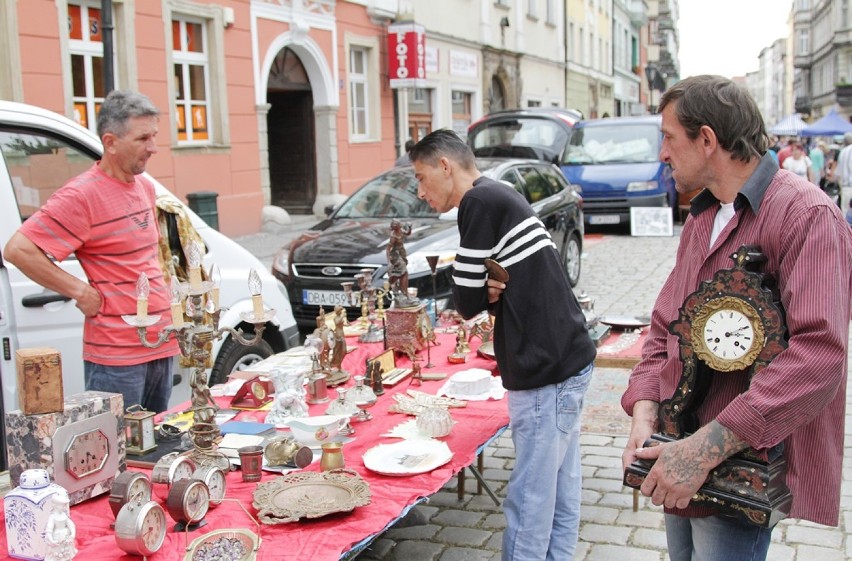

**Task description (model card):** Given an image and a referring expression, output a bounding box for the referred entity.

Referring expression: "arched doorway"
[267,47,316,214]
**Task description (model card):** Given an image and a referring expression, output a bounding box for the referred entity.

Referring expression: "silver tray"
[599,315,651,329]
[252,468,371,524]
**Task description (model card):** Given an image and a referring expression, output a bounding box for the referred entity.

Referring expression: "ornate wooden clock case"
[624,246,793,528]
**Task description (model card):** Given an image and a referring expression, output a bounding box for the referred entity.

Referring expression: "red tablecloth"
[0,331,508,561]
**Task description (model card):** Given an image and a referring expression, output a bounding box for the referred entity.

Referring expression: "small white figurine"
[44,494,76,561]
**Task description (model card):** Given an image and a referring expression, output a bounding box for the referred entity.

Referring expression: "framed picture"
[630,207,674,237]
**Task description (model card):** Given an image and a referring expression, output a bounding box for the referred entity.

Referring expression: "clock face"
[183,481,210,522]
[702,309,756,360]
[64,428,110,479]
[140,503,167,553]
[691,295,767,372]
[251,381,267,400]
[168,479,210,524]
[141,420,156,449]
[196,466,226,505]
[128,476,152,502]
[172,457,195,482]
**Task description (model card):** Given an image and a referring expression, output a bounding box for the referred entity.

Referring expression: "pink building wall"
[11,0,400,237]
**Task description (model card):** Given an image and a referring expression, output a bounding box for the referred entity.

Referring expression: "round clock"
[251,381,267,401]
[109,470,152,518]
[166,478,210,526]
[151,452,196,499]
[691,295,767,372]
[114,497,167,556]
[193,464,226,507]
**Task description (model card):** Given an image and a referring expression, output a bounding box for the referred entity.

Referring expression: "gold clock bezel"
[691,296,766,372]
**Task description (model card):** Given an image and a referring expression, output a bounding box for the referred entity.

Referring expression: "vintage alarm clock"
[109,470,152,518]
[230,375,274,408]
[192,464,227,507]
[124,405,157,456]
[151,452,196,499]
[166,478,211,529]
[114,496,168,556]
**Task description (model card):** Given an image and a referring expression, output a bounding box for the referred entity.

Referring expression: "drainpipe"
[101,0,115,94]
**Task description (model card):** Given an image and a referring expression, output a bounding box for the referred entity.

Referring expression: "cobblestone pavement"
[236,222,852,561]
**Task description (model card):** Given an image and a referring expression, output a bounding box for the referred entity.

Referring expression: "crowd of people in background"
[768,133,852,226]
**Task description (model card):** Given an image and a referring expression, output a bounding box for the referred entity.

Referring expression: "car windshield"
[333,167,439,219]
[470,118,567,159]
[563,124,660,165]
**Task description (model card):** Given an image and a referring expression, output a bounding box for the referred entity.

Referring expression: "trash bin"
[186,191,219,231]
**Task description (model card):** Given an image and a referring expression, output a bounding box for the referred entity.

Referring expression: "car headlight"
[626,181,658,192]
[406,250,456,276]
[272,246,290,276]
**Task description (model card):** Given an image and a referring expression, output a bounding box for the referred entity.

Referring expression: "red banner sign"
[388,23,426,89]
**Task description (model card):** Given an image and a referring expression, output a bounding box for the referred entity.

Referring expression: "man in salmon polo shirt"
[5,90,179,412]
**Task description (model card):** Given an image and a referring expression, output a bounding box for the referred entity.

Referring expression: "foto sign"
[388,23,426,89]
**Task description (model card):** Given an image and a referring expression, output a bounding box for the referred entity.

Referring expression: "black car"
[272,158,585,329]
[467,107,584,164]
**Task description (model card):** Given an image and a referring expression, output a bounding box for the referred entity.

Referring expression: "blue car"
[561,115,676,227]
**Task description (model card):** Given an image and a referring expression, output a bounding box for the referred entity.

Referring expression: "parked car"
[272,158,584,329]
[561,115,676,226]
[0,100,301,429]
[467,107,584,164]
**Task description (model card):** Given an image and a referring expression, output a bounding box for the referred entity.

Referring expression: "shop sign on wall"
[388,23,426,89]
[449,50,478,78]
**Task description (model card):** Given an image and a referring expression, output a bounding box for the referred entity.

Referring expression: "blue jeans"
[502,362,593,561]
[666,514,773,561]
[84,357,174,413]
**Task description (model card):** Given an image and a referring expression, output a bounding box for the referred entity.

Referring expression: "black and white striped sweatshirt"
[452,176,596,391]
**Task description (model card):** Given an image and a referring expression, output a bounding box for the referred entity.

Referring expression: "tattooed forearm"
[658,421,748,487]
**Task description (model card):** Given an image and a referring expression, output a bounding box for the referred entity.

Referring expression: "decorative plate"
[252,469,371,525]
[387,390,467,416]
[599,315,651,329]
[183,529,259,561]
[362,439,453,476]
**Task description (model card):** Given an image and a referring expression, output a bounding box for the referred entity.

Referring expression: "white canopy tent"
[768,114,808,137]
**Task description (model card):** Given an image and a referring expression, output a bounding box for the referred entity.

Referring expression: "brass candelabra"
[122,242,275,470]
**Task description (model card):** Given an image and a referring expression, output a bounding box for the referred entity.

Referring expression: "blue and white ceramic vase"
[4,468,68,560]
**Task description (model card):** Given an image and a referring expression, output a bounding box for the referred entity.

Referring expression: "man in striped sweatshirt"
[410,130,596,561]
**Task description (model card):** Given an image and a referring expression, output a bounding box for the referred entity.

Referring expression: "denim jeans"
[666,514,773,561]
[84,357,174,412]
[501,362,593,561]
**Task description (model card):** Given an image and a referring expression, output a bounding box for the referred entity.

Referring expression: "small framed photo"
[630,207,674,237]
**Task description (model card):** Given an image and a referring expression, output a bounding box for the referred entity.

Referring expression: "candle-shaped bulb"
[136,273,149,319]
[169,277,181,304]
[185,296,196,318]
[248,269,262,295]
[169,277,184,327]
[209,263,221,309]
[187,241,202,269]
[187,240,203,291]
[248,269,264,318]
[210,264,221,288]
[136,273,150,300]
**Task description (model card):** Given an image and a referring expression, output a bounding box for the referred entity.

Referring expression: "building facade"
[1,0,674,237]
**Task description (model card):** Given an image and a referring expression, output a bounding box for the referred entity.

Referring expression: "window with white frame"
[349,46,369,138]
[546,0,555,24]
[797,29,809,55]
[68,1,110,132]
[172,16,210,143]
[528,0,536,17]
[451,90,472,139]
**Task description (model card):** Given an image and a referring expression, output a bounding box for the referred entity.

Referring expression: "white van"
[0,101,300,463]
